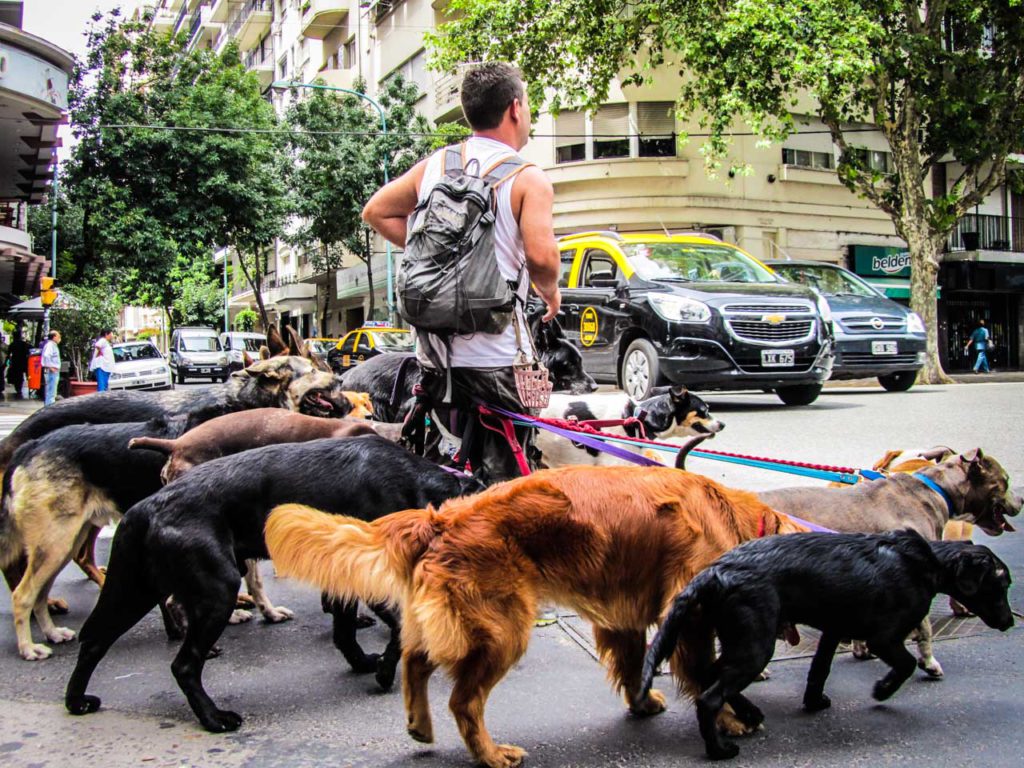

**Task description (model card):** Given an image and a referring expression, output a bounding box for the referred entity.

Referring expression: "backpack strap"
[481,156,534,189]
[444,144,465,178]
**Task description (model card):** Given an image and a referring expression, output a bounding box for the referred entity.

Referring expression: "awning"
[4,290,79,319]
[863,277,941,300]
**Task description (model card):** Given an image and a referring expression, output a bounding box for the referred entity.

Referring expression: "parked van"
[220,331,267,371]
[169,327,229,384]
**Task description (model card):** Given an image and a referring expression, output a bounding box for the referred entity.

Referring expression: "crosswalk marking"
[0,414,27,439]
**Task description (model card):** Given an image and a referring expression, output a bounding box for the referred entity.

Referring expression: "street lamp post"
[271,79,396,325]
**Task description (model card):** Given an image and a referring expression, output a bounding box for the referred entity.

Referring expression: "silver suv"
[169,327,230,384]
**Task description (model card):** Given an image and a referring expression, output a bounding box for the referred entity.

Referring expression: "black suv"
[555,232,834,405]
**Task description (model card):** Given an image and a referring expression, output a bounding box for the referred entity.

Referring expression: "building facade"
[139,0,1023,370]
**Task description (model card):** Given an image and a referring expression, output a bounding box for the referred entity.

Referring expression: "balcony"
[432,69,464,123]
[225,0,273,52]
[147,4,180,31]
[301,0,349,40]
[186,4,221,51]
[945,213,1024,255]
[265,274,316,305]
[209,0,232,23]
[244,45,275,88]
[314,67,356,91]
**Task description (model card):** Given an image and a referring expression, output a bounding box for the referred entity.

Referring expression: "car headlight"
[906,312,925,334]
[110,372,123,380]
[218,354,228,365]
[180,356,192,365]
[648,293,711,323]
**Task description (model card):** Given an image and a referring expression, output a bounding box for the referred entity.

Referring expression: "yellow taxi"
[327,322,414,372]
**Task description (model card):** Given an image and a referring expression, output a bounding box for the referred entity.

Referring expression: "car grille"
[840,315,906,333]
[727,319,814,342]
[722,303,810,314]
[840,353,920,367]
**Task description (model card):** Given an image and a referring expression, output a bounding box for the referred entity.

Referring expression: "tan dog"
[266,466,808,768]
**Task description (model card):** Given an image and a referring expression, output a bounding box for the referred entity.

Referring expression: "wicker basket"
[514,361,553,409]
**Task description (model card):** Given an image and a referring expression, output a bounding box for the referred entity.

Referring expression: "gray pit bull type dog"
[758,448,1020,677]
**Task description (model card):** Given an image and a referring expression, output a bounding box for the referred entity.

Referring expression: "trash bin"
[27,349,42,392]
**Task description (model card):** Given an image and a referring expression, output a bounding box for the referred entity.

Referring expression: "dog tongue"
[783,624,800,646]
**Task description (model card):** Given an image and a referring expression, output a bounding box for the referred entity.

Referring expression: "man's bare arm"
[361,160,427,248]
[515,166,561,321]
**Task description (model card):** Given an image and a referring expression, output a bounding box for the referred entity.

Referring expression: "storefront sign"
[851,245,912,278]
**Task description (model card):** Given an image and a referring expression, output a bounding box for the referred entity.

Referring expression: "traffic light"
[40,276,58,308]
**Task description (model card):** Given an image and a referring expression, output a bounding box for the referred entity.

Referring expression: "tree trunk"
[905,232,953,384]
[319,282,331,337]
[239,247,270,330]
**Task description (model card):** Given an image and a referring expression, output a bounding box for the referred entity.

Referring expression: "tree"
[49,283,122,380]
[27,187,86,283]
[430,0,1024,383]
[173,259,224,328]
[286,76,443,330]
[66,9,287,328]
[233,308,258,332]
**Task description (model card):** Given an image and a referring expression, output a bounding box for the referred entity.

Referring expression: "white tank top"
[412,136,528,368]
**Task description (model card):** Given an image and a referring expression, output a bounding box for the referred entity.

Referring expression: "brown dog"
[266,466,808,768]
[128,408,381,484]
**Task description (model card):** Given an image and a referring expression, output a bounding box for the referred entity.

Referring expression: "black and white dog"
[640,530,1015,761]
[536,385,724,468]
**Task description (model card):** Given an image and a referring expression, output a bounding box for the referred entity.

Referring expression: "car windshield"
[181,335,221,352]
[625,242,777,283]
[239,337,264,352]
[772,264,878,297]
[113,344,162,363]
[369,331,413,351]
[306,340,337,356]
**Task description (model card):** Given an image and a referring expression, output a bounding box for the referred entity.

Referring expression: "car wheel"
[775,383,823,406]
[878,371,916,392]
[621,338,660,400]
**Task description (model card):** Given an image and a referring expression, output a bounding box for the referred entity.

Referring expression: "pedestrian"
[6,326,28,400]
[361,61,561,485]
[90,329,116,391]
[40,329,61,406]
[965,319,991,373]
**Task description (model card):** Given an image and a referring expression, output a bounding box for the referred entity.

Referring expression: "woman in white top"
[90,329,116,392]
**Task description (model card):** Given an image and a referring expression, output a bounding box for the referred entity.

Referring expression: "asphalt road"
[1,381,1023,768]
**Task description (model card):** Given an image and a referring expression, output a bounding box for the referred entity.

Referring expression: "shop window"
[782,148,834,169]
[637,101,676,157]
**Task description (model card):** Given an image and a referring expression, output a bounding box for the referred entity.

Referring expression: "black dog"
[640,530,1014,760]
[65,436,483,732]
[338,318,598,423]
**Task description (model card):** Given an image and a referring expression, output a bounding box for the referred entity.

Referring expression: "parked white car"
[109,341,174,391]
[220,331,267,371]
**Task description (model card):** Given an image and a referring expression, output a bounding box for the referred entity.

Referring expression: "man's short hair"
[47,330,59,340]
[460,62,525,131]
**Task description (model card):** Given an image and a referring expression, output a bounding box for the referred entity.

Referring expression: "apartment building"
[139,0,1024,370]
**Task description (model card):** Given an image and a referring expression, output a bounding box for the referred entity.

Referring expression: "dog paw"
[20,642,53,661]
[851,641,875,660]
[201,708,243,733]
[261,606,294,623]
[629,688,667,716]
[350,652,381,675]
[872,679,897,702]
[707,739,740,761]
[755,667,771,681]
[375,660,397,691]
[717,709,753,736]
[66,694,101,716]
[803,693,831,712]
[228,609,253,624]
[487,744,527,768]
[917,657,944,679]
[47,598,70,616]
[44,626,76,644]
[407,724,434,744]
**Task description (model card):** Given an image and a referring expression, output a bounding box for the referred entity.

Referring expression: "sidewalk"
[825,369,1024,388]
[0,397,43,415]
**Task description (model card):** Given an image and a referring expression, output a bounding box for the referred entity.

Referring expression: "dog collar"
[912,472,956,518]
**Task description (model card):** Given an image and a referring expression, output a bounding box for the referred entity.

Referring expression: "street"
[0,381,1022,767]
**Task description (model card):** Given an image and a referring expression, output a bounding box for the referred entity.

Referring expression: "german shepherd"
[264,466,808,768]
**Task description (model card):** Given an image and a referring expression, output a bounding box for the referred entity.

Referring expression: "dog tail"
[265,504,433,608]
[127,436,177,455]
[640,580,706,700]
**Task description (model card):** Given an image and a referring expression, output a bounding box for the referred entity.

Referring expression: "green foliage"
[66,9,287,314]
[173,260,224,328]
[233,308,258,332]
[135,327,159,341]
[50,283,122,379]
[27,187,86,283]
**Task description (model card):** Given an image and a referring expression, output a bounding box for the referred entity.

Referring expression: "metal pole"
[271,80,395,325]
[42,169,58,339]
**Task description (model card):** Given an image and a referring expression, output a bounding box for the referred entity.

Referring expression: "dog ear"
[533,321,557,352]
[284,325,303,356]
[669,384,689,402]
[953,552,987,596]
[265,326,288,357]
[240,358,289,381]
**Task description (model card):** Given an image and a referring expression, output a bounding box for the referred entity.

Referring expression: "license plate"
[761,349,795,367]
[200,367,211,373]
[871,341,898,356]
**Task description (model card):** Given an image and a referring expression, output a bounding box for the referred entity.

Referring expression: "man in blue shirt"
[40,330,61,405]
[965,320,991,373]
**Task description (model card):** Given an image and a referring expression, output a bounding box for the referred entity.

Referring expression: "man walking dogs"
[41,330,61,406]
[361,62,561,483]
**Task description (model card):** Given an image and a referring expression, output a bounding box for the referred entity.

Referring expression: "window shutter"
[555,110,585,148]
[637,102,675,136]
[593,103,629,139]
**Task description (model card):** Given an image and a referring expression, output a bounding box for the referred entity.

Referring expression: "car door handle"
[568,304,579,312]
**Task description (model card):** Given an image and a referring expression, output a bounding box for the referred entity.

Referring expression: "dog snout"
[709,419,725,433]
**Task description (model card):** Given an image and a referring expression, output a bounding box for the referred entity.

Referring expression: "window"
[339,334,358,354]
[355,334,374,353]
[581,249,619,286]
[555,110,585,163]
[593,104,630,159]
[343,36,356,69]
[782,148,834,169]
[557,249,576,287]
[381,49,428,97]
[637,102,676,157]
[849,148,892,173]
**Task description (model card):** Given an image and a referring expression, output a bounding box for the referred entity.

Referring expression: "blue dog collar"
[912,472,956,518]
